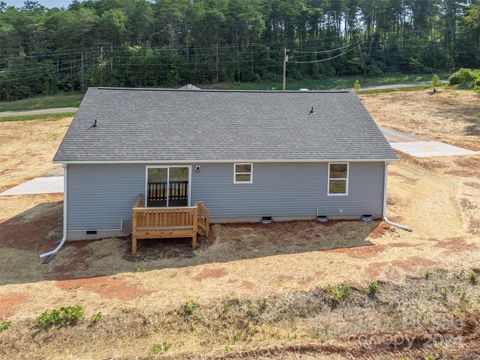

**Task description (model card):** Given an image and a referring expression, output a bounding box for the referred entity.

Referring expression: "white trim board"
[55,158,398,165]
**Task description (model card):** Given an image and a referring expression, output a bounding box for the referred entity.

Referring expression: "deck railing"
[147,181,189,205]
[131,194,210,255]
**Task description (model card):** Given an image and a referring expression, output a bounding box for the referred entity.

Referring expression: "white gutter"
[382,161,413,232]
[40,164,68,259]
[382,161,388,217]
[54,158,399,165]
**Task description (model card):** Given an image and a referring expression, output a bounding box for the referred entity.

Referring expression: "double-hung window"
[234,163,253,184]
[328,163,349,195]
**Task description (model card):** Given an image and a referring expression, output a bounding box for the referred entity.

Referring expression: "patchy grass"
[218,73,447,91]
[358,83,446,95]
[0,112,75,122]
[0,93,83,112]
[0,320,11,332]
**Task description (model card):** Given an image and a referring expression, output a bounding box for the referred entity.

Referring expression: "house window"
[328,163,349,195]
[234,163,253,184]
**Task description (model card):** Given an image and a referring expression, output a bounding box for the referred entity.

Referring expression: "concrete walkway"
[0,176,63,196]
[0,107,77,117]
[380,127,478,157]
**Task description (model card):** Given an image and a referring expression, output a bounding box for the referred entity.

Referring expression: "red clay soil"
[460,198,478,210]
[390,256,438,272]
[0,198,62,252]
[276,275,294,283]
[365,256,437,279]
[469,219,480,234]
[56,276,148,301]
[435,237,479,254]
[192,266,228,281]
[51,241,94,279]
[241,281,256,290]
[326,245,386,259]
[369,223,391,239]
[0,293,30,318]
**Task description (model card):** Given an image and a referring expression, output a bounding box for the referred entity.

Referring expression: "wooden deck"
[131,194,210,255]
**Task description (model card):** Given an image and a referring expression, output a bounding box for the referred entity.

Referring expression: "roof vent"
[309,106,315,115]
[89,119,97,129]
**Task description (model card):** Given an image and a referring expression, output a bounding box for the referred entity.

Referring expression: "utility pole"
[80,51,84,92]
[99,46,104,86]
[110,43,113,73]
[282,47,288,90]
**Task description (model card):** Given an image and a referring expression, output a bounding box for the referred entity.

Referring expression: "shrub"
[431,74,440,89]
[368,280,380,297]
[152,342,172,353]
[35,306,84,327]
[91,312,102,323]
[469,271,478,285]
[0,320,12,332]
[448,68,479,89]
[183,300,199,316]
[329,285,352,302]
[353,80,361,93]
[134,266,147,272]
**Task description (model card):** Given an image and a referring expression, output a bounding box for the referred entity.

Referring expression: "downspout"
[40,164,68,259]
[382,161,413,232]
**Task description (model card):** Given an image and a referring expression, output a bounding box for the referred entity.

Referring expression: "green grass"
[0,112,75,122]
[0,92,83,112]
[358,84,438,95]
[229,73,448,91]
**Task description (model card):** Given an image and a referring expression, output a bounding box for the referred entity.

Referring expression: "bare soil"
[1,90,480,358]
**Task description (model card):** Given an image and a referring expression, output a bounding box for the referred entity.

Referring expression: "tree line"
[1,0,479,100]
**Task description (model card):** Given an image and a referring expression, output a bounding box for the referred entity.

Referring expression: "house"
[52,87,397,254]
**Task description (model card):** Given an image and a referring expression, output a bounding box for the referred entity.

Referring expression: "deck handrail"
[131,194,210,255]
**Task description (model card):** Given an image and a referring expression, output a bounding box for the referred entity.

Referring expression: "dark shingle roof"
[54,87,397,162]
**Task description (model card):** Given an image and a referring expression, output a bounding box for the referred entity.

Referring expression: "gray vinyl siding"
[192,162,385,220]
[67,164,145,230]
[66,162,385,231]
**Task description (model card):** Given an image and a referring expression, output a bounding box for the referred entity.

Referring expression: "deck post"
[132,236,137,256]
[131,207,138,256]
[192,207,198,249]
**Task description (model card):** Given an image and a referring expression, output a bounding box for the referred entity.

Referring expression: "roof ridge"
[93,86,351,94]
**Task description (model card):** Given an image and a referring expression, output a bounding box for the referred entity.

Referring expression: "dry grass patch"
[0,117,71,192]
[1,269,480,359]
[361,88,480,150]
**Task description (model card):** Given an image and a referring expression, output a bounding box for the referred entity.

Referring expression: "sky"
[4,0,73,8]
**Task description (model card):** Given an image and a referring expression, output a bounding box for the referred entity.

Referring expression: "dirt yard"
[0,90,479,359]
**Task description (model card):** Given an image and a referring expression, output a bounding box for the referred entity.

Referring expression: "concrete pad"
[0,176,63,196]
[381,127,419,143]
[390,141,478,158]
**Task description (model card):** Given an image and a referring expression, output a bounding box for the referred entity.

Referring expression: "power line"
[289,45,361,64]
[292,42,359,54]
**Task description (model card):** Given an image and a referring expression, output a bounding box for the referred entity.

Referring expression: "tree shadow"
[0,199,380,286]
[432,93,480,137]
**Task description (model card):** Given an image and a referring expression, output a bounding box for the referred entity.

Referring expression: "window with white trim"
[328,163,349,195]
[234,163,253,183]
